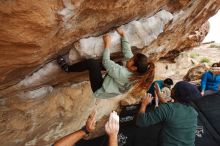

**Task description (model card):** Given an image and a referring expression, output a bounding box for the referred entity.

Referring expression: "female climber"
[57,28,155,98]
[201,62,220,96]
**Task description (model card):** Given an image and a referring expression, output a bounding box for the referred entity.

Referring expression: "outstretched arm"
[102,34,130,79]
[136,93,169,127]
[54,111,96,146]
[102,34,121,70]
[201,72,208,96]
[116,28,133,59]
[105,111,119,146]
[154,83,172,103]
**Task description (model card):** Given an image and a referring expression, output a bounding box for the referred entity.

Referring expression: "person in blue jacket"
[201,63,220,96]
[57,28,155,98]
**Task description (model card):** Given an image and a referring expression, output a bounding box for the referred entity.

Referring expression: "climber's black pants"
[64,59,104,92]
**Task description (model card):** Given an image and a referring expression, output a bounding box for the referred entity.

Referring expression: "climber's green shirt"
[93,37,134,98]
[136,102,198,146]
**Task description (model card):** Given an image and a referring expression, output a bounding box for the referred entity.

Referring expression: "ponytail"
[129,62,155,94]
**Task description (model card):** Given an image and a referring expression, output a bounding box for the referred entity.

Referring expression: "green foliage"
[190,53,200,58]
[200,57,210,63]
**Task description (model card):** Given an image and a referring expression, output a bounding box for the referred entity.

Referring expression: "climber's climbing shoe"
[57,56,65,65]
[57,56,69,72]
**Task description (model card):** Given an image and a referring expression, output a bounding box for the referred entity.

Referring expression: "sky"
[203,10,220,43]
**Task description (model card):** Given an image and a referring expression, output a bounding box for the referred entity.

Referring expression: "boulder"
[0,0,220,146]
[183,64,208,81]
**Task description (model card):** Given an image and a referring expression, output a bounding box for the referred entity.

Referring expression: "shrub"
[200,57,210,63]
[190,53,200,58]
[209,44,220,48]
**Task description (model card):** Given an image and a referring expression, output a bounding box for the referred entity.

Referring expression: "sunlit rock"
[70,10,173,61]
[0,0,220,145]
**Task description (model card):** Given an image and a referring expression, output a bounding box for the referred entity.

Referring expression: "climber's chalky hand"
[105,111,119,137]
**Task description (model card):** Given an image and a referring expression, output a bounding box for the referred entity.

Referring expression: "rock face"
[161,21,210,62]
[183,64,208,81]
[0,0,220,146]
[0,82,127,146]
[70,10,173,61]
[0,0,186,89]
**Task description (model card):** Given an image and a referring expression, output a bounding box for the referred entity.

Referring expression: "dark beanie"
[172,81,202,104]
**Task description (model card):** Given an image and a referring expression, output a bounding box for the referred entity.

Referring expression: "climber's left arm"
[116,28,134,59]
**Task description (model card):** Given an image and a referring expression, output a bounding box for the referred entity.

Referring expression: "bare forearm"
[104,42,110,48]
[108,135,118,146]
[156,90,167,103]
[54,130,85,146]
[139,104,147,113]
[103,34,111,49]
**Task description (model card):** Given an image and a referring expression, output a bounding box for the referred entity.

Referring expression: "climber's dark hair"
[164,78,174,86]
[129,53,155,94]
[212,63,220,67]
[133,53,149,74]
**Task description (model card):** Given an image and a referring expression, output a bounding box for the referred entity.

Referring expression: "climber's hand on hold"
[116,28,125,37]
[103,34,111,49]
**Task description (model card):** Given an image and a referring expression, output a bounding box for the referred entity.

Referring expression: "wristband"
[81,126,90,134]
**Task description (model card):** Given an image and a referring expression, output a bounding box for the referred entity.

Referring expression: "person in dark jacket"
[136,81,201,146]
[147,78,173,97]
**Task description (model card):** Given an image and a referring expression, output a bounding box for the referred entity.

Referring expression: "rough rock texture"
[0,0,188,89]
[155,52,197,81]
[0,0,220,146]
[69,10,173,61]
[142,3,219,62]
[160,21,210,62]
[183,64,208,81]
[1,0,218,91]
[156,42,220,83]
[186,21,210,48]
[0,82,129,146]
